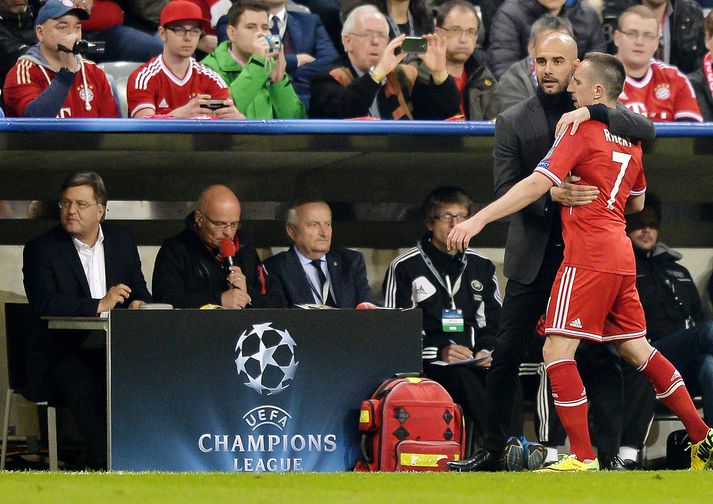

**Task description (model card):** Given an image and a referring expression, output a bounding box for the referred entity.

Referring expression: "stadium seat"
[99,62,143,118]
[1,303,58,471]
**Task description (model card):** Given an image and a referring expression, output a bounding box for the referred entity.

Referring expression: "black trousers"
[42,347,106,469]
[483,246,562,453]
[425,362,523,444]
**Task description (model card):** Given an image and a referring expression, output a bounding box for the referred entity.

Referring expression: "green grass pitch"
[1,471,712,503]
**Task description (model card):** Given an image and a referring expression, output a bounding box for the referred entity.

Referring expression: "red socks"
[546,359,596,462]
[638,349,709,443]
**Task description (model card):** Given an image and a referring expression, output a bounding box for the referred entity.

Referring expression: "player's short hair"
[227,1,269,27]
[617,5,657,30]
[528,14,573,45]
[435,1,478,29]
[705,9,713,37]
[341,5,386,39]
[422,186,474,222]
[285,199,331,227]
[582,52,626,100]
[60,171,108,207]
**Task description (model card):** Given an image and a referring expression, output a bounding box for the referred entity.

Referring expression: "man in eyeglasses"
[383,186,514,443]
[309,4,459,119]
[432,0,499,120]
[23,171,151,469]
[126,0,243,118]
[613,5,702,121]
[152,184,284,309]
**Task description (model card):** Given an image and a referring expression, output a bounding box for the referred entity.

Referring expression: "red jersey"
[534,121,646,275]
[618,59,702,121]
[127,55,228,117]
[3,54,118,118]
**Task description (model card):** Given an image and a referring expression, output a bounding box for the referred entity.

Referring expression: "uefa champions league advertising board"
[108,309,422,471]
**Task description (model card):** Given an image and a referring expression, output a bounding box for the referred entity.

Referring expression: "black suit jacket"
[264,246,373,308]
[494,96,656,284]
[22,223,151,399]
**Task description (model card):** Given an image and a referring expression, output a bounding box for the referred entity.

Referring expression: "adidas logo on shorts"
[569,318,583,329]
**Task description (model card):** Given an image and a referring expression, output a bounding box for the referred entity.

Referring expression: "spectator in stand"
[126,0,242,118]
[309,5,459,119]
[618,199,713,468]
[602,0,706,75]
[296,0,342,53]
[486,0,606,80]
[614,5,702,121]
[260,0,338,108]
[2,0,118,117]
[369,0,432,40]
[264,200,373,308]
[688,9,713,120]
[201,1,306,118]
[153,184,285,309]
[432,0,499,120]
[79,0,164,63]
[0,0,35,90]
[498,14,573,112]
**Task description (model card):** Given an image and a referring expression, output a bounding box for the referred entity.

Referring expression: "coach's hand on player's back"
[551,175,599,207]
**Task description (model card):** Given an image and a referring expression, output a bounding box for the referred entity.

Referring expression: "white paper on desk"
[431,350,493,367]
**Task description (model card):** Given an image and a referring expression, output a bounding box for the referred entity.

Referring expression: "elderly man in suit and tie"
[446,33,655,473]
[22,171,151,469]
[264,200,373,308]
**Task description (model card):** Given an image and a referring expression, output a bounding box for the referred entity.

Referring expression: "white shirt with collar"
[270,8,287,38]
[294,247,334,305]
[72,225,108,315]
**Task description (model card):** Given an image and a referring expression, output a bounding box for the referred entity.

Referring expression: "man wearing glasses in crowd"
[383,186,512,443]
[309,4,459,119]
[613,5,702,122]
[23,171,151,469]
[152,184,284,309]
[432,0,499,120]
[127,0,243,119]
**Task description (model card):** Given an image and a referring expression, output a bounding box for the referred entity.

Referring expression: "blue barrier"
[1,118,712,137]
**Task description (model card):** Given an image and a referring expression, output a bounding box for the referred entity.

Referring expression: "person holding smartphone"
[202,1,306,119]
[309,4,459,119]
[127,0,243,119]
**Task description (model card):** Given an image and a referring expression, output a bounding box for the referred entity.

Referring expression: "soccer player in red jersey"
[2,0,118,118]
[127,0,243,119]
[614,5,702,122]
[448,47,713,472]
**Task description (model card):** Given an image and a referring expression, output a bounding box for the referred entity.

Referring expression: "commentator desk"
[106,308,421,472]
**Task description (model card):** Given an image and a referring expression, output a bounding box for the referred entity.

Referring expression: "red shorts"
[544,266,646,343]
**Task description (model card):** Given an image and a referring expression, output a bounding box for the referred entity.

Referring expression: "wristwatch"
[368,66,384,84]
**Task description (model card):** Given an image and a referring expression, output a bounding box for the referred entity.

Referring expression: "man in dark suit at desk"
[22,171,151,469]
[447,33,656,472]
[264,200,373,308]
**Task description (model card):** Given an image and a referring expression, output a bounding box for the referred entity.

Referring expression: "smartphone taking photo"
[401,36,428,54]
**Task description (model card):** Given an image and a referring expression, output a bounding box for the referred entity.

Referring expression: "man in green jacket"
[202,1,306,119]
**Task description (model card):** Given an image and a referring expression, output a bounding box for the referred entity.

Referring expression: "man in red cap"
[127,0,243,118]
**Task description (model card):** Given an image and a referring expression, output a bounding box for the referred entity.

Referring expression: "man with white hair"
[309,4,459,119]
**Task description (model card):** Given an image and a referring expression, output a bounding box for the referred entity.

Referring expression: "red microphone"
[356,302,378,310]
[220,238,236,268]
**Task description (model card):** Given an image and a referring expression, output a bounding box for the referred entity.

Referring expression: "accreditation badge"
[442,308,464,332]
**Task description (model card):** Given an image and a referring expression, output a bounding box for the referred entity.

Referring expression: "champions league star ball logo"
[235,323,298,396]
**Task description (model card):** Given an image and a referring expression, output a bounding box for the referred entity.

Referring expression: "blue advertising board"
[108,309,422,471]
